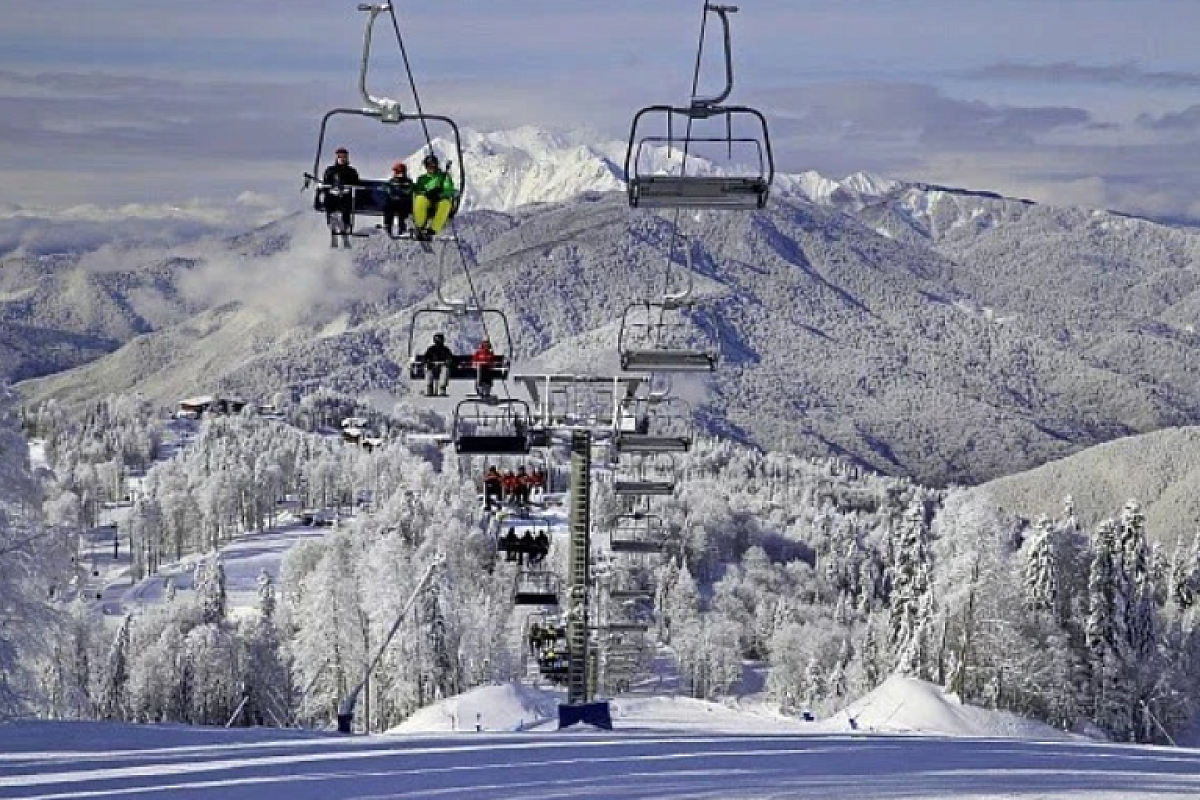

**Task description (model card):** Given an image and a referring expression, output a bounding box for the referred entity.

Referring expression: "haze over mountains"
[8,126,1200,486]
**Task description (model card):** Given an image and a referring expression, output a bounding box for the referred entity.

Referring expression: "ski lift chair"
[453,399,533,455]
[626,129,772,210]
[613,396,694,454]
[408,306,513,384]
[618,300,719,373]
[303,5,466,235]
[623,4,773,211]
[513,569,561,606]
[609,512,668,554]
[612,452,678,497]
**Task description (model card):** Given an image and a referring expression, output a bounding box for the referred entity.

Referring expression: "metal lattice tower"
[566,430,592,706]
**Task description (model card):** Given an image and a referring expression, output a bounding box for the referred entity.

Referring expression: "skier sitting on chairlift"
[484,466,504,510]
[382,161,413,237]
[423,333,454,397]
[530,530,550,564]
[500,527,520,561]
[472,339,497,398]
[412,153,457,241]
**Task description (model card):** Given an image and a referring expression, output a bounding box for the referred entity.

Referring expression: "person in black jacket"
[321,147,361,239]
[382,161,413,237]
[423,333,455,396]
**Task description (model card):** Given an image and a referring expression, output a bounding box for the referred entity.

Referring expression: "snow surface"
[19,423,1200,798]
[3,676,1199,800]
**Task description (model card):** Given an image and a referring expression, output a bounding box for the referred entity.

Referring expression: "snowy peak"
[774,170,903,208]
[414,125,917,215]
[414,126,626,213]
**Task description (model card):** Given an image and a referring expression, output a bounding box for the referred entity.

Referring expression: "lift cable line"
[365,2,517,408]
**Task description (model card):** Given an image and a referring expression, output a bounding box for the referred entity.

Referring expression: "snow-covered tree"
[887,499,933,676]
[0,385,54,718]
[1023,515,1060,618]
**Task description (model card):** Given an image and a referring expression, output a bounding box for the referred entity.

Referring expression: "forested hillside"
[7,394,1199,742]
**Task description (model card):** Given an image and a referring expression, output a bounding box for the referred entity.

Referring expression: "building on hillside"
[176,395,248,419]
[340,423,383,452]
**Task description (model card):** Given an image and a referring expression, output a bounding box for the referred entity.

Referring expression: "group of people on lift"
[321,147,457,242]
[484,465,546,511]
[422,333,499,398]
[499,525,551,565]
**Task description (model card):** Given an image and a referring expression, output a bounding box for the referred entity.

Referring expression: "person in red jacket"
[501,470,519,505]
[472,339,496,398]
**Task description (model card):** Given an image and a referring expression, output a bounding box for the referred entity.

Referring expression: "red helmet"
[392,161,406,174]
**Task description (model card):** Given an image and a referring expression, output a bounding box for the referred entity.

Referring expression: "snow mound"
[828,675,1076,740]
[388,683,560,734]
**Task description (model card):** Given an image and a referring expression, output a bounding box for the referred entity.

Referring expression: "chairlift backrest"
[622,3,774,210]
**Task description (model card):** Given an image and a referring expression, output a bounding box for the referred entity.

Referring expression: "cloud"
[1136,105,1200,132]
[174,226,393,327]
[0,197,291,258]
[967,61,1200,89]
[761,82,1091,154]
[750,80,1200,224]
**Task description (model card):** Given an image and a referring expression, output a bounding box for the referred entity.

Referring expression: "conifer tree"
[1023,515,1060,618]
[888,499,932,676]
[99,614,132,721]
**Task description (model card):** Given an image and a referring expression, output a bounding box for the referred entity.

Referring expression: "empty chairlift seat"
[618,301,719,374]
[624,108,774,211]
[453,399,533,455]
[623,4,774,212]
[609,513,668,554]
[513,570,560,606]
[613,397,694,455]
[612,452,678,496]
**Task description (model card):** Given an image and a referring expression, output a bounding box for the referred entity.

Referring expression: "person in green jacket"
[412,153,457,240]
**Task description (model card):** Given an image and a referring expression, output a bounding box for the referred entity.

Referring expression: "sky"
[4,1,1200,227]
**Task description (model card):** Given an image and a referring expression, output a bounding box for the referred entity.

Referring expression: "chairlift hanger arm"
[358,3,401,116]
[693,4,739,110]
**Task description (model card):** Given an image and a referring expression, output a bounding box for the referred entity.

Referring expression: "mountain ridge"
[10,126,1200,486]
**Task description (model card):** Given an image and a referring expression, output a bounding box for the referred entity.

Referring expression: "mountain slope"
[18,190,1200,486]
[966,425,1200,544]
[12,126,1200,485]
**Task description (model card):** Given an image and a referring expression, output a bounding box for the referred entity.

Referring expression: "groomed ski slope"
[4,678,1200,800]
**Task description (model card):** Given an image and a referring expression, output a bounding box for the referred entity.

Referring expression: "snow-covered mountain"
[11,125,1200,485]
[417,125,906,216]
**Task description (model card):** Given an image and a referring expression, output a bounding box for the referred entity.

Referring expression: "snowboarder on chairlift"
[322,147,360,244]
[412,153,457,241]
[423,333,454,396]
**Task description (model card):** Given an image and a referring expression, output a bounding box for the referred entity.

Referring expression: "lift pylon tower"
[557,429,613,730]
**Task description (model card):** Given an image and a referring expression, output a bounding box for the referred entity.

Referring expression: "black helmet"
[434,333,445,342]
[423,153,439,168]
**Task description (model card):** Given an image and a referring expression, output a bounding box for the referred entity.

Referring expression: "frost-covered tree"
[256,568,276,619]
[1023,515,1060,617]
[887,499,933,676]
[98,614,132,720]
[0,384,54,718]
[1170,532,1200,611]
[195,556,228,625]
